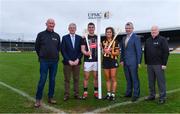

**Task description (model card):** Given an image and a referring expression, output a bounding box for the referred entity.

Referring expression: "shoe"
[103,95,110,100]
[94,91,98,99]
[158,99,166,104]
[63,96,69,101]
[131,97,138,102]
[48,98,57,104]
[81,92,88,100]
[74,95,81,100]
[144,96,155,101]
[34,100,41,108]
[110,96,116,101]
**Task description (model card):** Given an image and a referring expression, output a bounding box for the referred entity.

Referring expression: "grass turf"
[0,52,179,113]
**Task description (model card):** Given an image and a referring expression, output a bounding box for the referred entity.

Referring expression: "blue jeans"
[36,59,58,100]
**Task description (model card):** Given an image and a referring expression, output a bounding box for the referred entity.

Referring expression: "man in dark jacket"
[61,23,82,101]
[144,25,169,104]
[34,18,60,107]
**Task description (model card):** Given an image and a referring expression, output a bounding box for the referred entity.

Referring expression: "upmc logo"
[88,12,102,19]
[88,11,110,19]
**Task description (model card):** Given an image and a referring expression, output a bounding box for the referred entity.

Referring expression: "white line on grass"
[86,88,180,113]
[0,81,66,113]
[1,80,180,114]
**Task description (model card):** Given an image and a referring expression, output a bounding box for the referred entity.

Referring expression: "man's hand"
[138,64,141,68]
[74,59,79,65]
[69,60,74,66]
[85,51,92,57]
[162,65,167,70]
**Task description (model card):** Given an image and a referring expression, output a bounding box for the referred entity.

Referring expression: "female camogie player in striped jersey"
[102,27,120,101]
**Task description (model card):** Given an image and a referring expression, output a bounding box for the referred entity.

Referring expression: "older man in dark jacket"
[144,25,169,104]
[34,18,60,107]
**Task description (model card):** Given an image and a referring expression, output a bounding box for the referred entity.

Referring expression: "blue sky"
[0,0,180,40]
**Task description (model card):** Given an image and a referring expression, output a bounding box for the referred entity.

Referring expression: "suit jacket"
[61,34,82,65]
[120,33,142,66]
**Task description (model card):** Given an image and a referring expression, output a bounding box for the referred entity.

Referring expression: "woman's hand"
[104,48,111,54]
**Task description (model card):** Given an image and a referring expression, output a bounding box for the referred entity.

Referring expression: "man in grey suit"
[120,22,142,102]
[144,25,169,104]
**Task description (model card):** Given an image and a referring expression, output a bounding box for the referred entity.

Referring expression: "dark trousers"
[36,59,58,100]
[124,64,140,97]
[63,65,80,97]
[147,65,166,100]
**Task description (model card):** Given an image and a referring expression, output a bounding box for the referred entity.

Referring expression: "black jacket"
[35,30,61,60]
[144,35,169,65]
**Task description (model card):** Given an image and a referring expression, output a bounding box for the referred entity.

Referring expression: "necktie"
[71,35,75,48]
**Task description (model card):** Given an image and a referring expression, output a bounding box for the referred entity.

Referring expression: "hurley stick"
[104,28,121,56]
[83,29,92,59]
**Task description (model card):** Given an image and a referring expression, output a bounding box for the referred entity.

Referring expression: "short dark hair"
[88,22,95,27]
[105,27,115,38]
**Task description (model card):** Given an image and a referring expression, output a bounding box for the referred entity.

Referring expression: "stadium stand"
[0,27,179,52]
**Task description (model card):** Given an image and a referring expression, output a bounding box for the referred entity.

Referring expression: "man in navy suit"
[61,23,82,101]
[120,22,142,102]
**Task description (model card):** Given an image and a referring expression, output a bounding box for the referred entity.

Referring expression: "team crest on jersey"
[52,38,57,41]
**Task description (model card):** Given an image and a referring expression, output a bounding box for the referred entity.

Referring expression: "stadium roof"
[134,26,180,34]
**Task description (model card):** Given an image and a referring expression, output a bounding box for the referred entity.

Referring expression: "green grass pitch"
[0,52,180,113]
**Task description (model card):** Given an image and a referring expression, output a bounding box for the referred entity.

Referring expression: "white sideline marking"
[86,88,180,113]
[0,81,66,113]
[1,80,180,114]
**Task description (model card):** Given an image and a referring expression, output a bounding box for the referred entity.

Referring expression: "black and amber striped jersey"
[102,39,120,60]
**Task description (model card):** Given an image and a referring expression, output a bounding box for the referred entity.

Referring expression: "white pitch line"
[0,81,66,113]
[1,80,180,114]
[86,88,180,113]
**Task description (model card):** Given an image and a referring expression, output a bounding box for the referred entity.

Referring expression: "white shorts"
[84,62,98,72]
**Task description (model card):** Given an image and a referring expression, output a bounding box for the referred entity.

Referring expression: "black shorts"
[102,58,119,69]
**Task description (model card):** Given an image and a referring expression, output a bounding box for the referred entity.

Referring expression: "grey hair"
[151,25,159,31]
[46,18,55,23]
[69,23,76,28]
[125,22,134,28]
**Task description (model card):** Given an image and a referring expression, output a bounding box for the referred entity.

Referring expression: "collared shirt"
[125,32,133,47]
